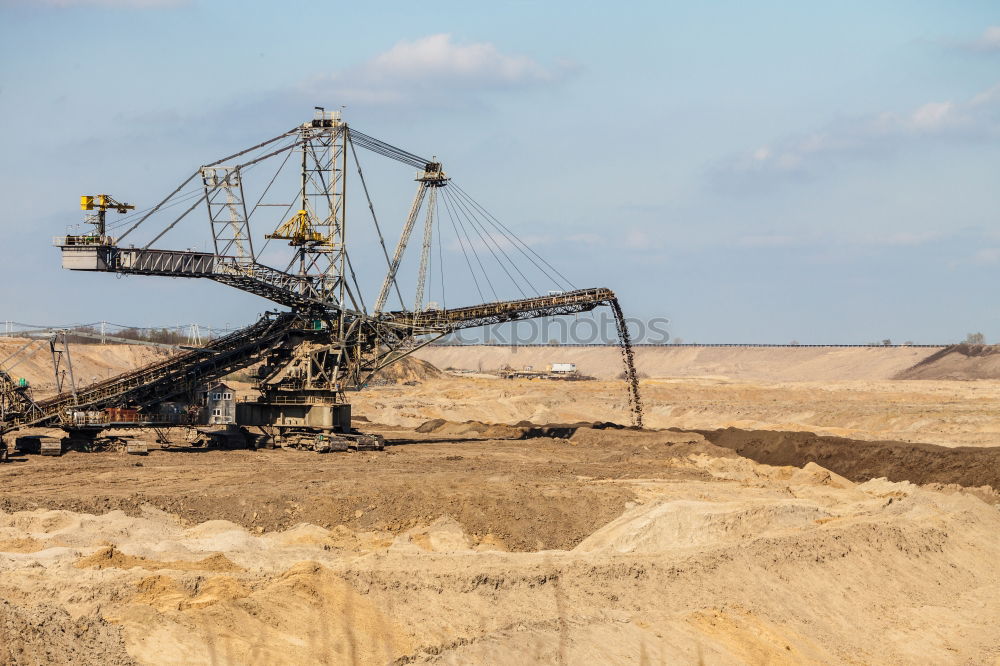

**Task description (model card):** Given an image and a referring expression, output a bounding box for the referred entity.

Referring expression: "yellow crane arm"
[81,194,135,213]
[265,210,324,245]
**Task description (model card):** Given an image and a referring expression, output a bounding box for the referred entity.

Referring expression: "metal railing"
[241,394,341,406]
[53,235,116,247]
[68,412,193,426]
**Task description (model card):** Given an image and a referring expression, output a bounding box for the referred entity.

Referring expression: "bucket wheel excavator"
[1,109,642,454]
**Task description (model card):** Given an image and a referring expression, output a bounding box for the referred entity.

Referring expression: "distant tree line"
[58,325,197,346]
[863,333,989,346]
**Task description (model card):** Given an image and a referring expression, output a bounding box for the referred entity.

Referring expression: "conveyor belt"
[384,288,615,332]
[3,312,300,431]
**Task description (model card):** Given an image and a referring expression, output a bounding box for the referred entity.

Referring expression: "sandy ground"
[0,338,169,395]
[415,344,942,381]
[2,347,1000,664]
[354,375,1000,448]
[2,426,998,665]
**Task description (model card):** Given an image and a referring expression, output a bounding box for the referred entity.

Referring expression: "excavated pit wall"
[415,419,1000,492]
[693,427,1000,491]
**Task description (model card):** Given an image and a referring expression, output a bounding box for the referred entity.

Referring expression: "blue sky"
[1,0,998,343]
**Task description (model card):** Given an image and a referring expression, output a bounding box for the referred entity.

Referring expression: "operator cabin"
[203,381,235,425]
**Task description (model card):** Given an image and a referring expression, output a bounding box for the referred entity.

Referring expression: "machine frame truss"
[3,111,644,447]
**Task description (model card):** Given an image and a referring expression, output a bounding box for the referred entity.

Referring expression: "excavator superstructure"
[2,110,643,453]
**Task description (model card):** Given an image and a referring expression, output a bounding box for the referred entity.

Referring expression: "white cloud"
[909,101,954,130]
[5,0,186,7]
[971,247,1000,265]
[365,34,556,85]
[304,34,575,108]
[713,84,1000,185]
[969,26,1000,52]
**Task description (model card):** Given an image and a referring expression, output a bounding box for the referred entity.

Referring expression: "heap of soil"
[0,338,168,397]
[894,343,1000,380]
[0,600,134,666]
[696,427,1000,491]
[413,418,608,439]
[374,356,442,384]
[414,418,529,438]
[76,545,243,572]
[122,562,411,665]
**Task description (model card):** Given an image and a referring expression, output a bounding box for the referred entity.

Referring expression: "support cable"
[110,135,297,232]
[248,139,297,219]
[117,128,298,243]
[140,193,210,251]
[451,182,575,291]
[444,188,530,298]
[105,187,206,233]
[344,252,367,314]
[249,144,297,258]
[117,171,200,243]
[435,200,447,310]
[348,134,405,310]
[202,127,301,169]
[445,187,534,294]
[106,187,200,230]
[142,139,301,250]
[426,217,434,312]
[440,187,492,301]
[347,128,431,169]
[258,195,300,260]
[453,192,538,296]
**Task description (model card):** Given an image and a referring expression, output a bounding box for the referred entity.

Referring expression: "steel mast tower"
[299,110,348,318]
[265,110,350,320]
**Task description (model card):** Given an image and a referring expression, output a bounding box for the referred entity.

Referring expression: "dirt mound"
[574,499,830,554]
[0,600,134,666]
[0,444,646,551]
[411,420,742,460]
[76,545,243,572]
[374,356,442,384]
[133,574,251,611]
[894,343,1000,380]
[413,418,614,439]
[120,562,410,665]
[696,427,1000,491]
[349,372,1000,447]
[569,425,732,455]
[391,516,474,552]
[0,337,168,398]
[3,422,1000,663]
[414,418,528,438]
[0,338,439,399]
